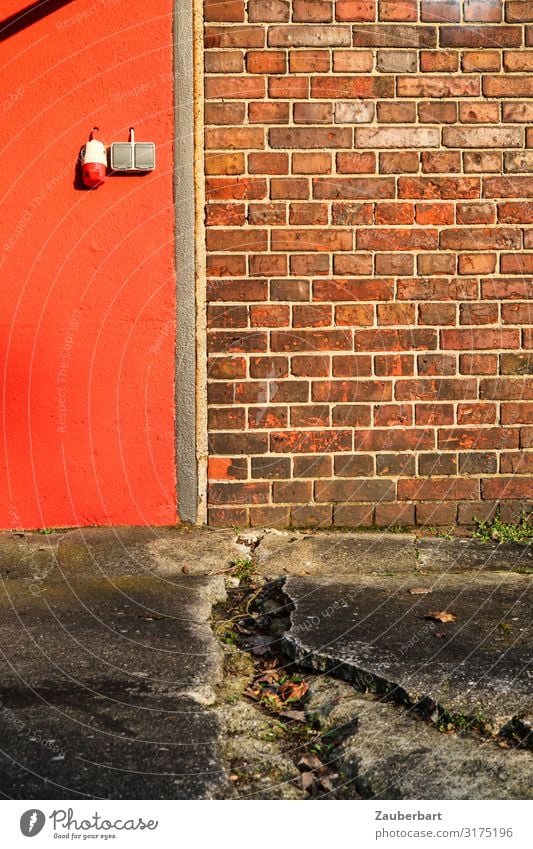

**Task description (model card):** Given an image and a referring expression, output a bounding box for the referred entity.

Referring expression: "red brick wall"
[203,0,533,529]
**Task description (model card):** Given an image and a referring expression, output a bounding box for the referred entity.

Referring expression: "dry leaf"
[298,753,324,772]
[279,680,309,702]
[301,772,315,792]
[425,611,457,623]
[409,587,432,595]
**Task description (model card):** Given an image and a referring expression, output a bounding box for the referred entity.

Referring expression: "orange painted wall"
[0,0,177,528]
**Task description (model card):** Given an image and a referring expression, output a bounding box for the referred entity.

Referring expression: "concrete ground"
[0,527,531,799]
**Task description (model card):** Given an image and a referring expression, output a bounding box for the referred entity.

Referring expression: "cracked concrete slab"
[305,679,533,800]
[417,538,533,574]
[0,574,228,798]
[253,531,418,575]
[282,572,532,734]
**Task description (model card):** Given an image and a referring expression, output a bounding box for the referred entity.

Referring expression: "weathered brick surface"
[204,1,532,529]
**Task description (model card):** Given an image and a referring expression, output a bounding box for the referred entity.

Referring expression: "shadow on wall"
[0,0,75,43]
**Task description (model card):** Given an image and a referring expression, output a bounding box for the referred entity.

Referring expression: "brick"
[290,254,330,275]
[380,152,419,173]
[336,1,376,21]
[314,177,395,199]
[397,77,480,97]
[483,76,533,97]
[482,478,533,500]
[206,254,248,276]
[442,125,523,148]
[501,253,533,274]
[332,202,373,225]
[291,505,332,527]
[500,353,533,375]
[332,404,373,426]
[208,456,248,480]
[205,77,265,100]
[354,429,435,450]
[290,49,330,72]
[334,454,374,476]
[460,353,498,374]
[483,277,531,299]
[375,503,415,527]
[208,506,248,527]
[206,229,268,252]
[480,378,533,400]
[458,501,498,524]
[417,354,456,375]
[376,453,416,475]
[501,403,533,424]
[292,152,332,174]
[375,354,415,376]
[271,328,352,351]
[415,203,454,225]
[205,51,244,73]
[294,102,332,123]
[464,0,502,21]
[374,404,413,427]
[440,27,522,48]
[416,502,458,526]
[376,50,417,72]
[289,202,329,225]
[291,355,331,377]
[293,0,333,22]
[395,378,478,401]
[335,102,375,123]
[209,482,270,505]
[315,479,395,502]
[418,102,458,124]
[270,76,309,98]
[205,102,246,124]
[398,177,480,199]
[314,277,394,302]
[438,428,519,450]
[398,478,479,501]
[377,303,416,325]
[464,152,502,173]
[462,50,501,71]
[457,403,497,425]
[456,202,496,224]
[248,51,287,74]
[336,152,376,173]
[460,302,499,324]
[205,152,245,175]
[355,127,439,148]
[352,25,437,48]
[248,202,286,225]
[249,254,288,275]
[311,75,394,99]
[272,480,313,503]
[375,254,414,275]
[418,303,456,326]
[205,127,264,150]
[502,303,533,324]
[335,304,375,325]
[207,203,245,227]
[333,50,373,72]
[456,104,504,125]
[379,0,417,21]
[416,402,455,426]
[357,228,438,251]
[312,380,392,402]
[421,1,460,22]
[441,328,519,350]
[417,253,456,276]
[272,228,353,251]
[418,453,457,475]
[250,506,290,527]
[398,278,479,300]
[377,102,417,123]
[248,0,290,21]
[506,2,533,22]
[503,50,533,72]
[205,26,265,48]
[332,355,373,376]
[420,50,458,72]
[270,430,352,452]
[205,1,245,22]
[249,152,288,174]
[504,152,533,173]
[375,203,415,225]
[499,452,533,473]
[249,101,290,123]
[333,504,375,527]
[268,26,351,47]
[458,254,497,274]
[270,127,352,149]
[440,228,521,251]
[270,178,309,199]
[333,254,374,274]
[293,455,333,477]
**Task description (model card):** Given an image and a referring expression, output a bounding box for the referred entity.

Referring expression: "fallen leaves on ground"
[425,611,457,623]
[298,753,335,794]
[244,660,310,713]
